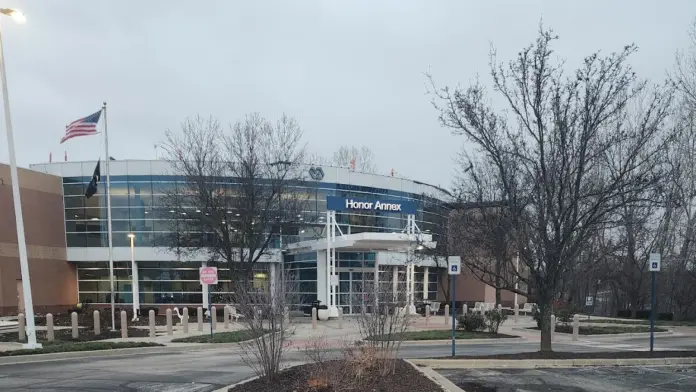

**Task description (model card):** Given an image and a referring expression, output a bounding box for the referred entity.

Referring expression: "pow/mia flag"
[85,161,100,198]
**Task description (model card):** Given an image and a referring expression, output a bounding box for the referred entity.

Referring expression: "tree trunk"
[538,296,553,352]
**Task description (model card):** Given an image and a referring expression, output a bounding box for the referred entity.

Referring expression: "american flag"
[60,110,102,144]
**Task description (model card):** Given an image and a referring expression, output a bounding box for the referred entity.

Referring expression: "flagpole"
[103,101,116,331]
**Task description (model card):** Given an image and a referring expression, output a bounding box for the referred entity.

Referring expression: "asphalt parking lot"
[438,365,696,392]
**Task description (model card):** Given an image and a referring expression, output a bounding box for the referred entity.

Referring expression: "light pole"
[0,8,38,349]
[514,251,520,308]
[128,233,140,321]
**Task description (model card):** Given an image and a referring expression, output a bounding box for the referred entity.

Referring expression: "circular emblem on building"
[309,166,324,181]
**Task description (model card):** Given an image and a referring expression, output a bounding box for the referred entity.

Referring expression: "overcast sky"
[0,0,693,189]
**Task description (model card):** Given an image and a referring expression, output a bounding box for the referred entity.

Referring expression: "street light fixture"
[0,8,39,349]
[0,9,26,24]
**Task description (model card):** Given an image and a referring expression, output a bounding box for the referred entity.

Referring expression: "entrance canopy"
[286,232,435,253]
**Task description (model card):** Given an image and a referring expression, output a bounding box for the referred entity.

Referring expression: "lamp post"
[0,8,39,349]
[128,233,140,321]
[514,251,520,309]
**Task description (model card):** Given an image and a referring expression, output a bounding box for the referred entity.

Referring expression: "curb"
[212,375,259,392]
[405,360,465,392]
[582,331,674,339]
[400,337,525,345]
[0,343,245,365]
[409,357,696,369]
[512,327,674,338]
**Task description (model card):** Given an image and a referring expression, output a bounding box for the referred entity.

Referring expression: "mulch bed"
[443,350,696,360]
[0,327,150,343]
[229,359,442,392]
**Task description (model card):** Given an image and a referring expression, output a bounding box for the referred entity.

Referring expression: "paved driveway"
[438,366,696,392]
[0,341,615,392]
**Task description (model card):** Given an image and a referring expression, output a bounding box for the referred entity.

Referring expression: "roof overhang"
[286,232,435,254]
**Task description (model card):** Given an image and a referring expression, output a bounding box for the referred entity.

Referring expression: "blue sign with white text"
[326,196,417,214]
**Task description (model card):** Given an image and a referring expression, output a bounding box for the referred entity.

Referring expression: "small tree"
[355,272,411,376]
[231,270,300,381]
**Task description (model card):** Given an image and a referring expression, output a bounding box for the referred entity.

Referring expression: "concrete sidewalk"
[0,313,539,352]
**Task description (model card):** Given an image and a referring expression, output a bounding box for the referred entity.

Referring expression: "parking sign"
[448,256,461,275]
[649,253,661,272]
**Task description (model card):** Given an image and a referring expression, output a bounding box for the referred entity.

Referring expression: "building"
[0,159,523,316]
[27,160,455,316]
[0,163,77,315]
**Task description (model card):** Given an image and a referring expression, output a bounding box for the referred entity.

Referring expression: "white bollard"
[93,310,101,336]
[444,305,450,325]
[149,309,156,338]
[197,307,203,331]
[550,314,556,342]
[223,306,230,329]
[182,307,189,334]
[211,306,217,330]
[463,304,468,315]
[514,304,519,323]
[338,307,344,329]
[425,305,431,324]
[572,314,580,341]
[311,308,317,330]
[120,310,128,338]
[46,313,54,342]
[166,308,173,335]
[71,311,79,339]
[18,313,26,341]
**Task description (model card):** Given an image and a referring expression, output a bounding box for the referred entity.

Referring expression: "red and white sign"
[199,266,218,285]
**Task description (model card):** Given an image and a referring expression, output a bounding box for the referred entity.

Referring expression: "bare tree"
[160,114,310,281]
[232,271,299,381]
[332,145,378,173]
[430,26,672,351]
[355,274,411,375]
[452,156,518,306]
[668,21,696,320]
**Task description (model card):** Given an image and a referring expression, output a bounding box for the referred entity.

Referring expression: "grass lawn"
[580,318,696,326]
[0,341,162,357]
[527,325,668,335]
[170,330,266,343]
[366,330,516,341]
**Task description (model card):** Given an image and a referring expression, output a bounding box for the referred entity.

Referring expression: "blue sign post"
[649,253,661,352]
[448,256,461,357]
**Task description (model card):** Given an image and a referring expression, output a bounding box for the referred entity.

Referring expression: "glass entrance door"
[338,269,374,315]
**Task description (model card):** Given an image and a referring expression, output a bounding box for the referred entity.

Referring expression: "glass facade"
[63,175,449,248]
[62,172,448,306]
[77,260,270,306]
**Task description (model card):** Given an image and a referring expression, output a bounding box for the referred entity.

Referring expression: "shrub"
[484,309,508,333]
[635,310,651,320]
[658,312,674,321]
[617,309,632,318]
[457,312,486,332]
[556,309,574,326]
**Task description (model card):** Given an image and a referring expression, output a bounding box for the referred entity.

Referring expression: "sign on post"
[585,296,594,307]
[447,256,461,357]
[199,267,218,285]
[649,253,661,272]
[448,256,461,275]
